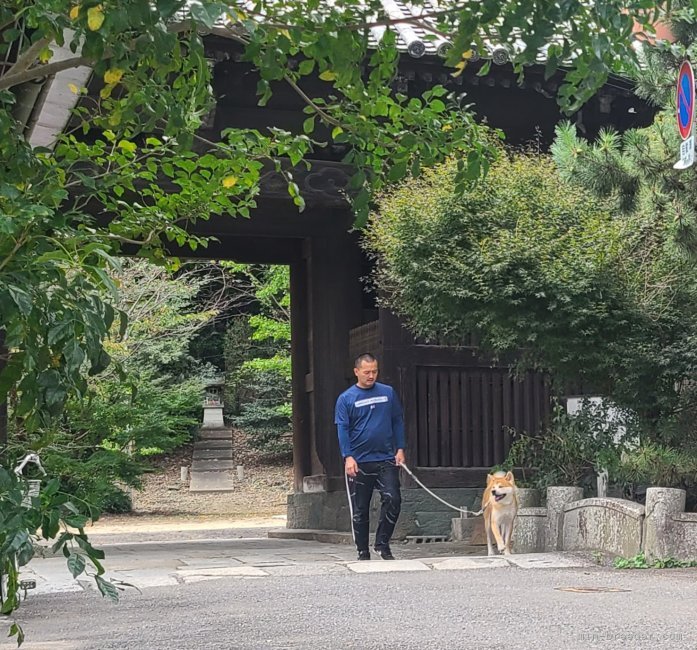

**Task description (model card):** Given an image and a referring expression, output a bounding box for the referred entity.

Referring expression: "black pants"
[347,460,402,552]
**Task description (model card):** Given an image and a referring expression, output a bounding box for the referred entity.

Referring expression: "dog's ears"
[486,473,494,485]
[505,471,515,484]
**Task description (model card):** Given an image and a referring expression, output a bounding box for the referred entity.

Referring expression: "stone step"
[189,471,235,493]
[193,448,234,460]
[192,459,235,472]
[194,440,233,450]
[198,429,232,440]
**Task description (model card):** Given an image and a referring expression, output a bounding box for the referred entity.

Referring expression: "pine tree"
[551,0,697,257]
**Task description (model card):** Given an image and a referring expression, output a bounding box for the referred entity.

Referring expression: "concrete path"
[21,534,596,597]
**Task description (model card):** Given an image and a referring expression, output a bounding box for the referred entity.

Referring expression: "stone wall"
[287,487,482,539]
[643,488,697,562]
[288,484,697,560]
[506,486,697,560]
[562,498,644,557]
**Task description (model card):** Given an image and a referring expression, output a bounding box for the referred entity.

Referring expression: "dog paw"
[497,545,505,553]
[503,549,511,556]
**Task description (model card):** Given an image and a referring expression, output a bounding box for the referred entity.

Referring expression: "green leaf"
[67,552,86,578]
[51,531,74,553]
[302,117,315,134]
[387,161,407,182]
[75,535,105,560]
[8,623,24,645]
[48,321,73,346]
[7,286,32,316]
[95,575,120,602]
[298,60,315,75]
[64,514,89,529]
[117,140,137,154]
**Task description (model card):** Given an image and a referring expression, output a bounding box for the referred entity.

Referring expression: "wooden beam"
[290,255,312,491]
[163,235,304,264]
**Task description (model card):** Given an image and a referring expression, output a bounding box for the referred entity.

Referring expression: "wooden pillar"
[308,226,363,481]
[290,251,312,492]
[379,308,417,463]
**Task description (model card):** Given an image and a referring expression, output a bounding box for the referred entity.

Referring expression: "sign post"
[674,60,695,170]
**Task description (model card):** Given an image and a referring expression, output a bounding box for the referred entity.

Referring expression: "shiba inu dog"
[482,470,518,556]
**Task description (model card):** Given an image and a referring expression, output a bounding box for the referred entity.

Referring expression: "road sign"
[675,61,695,169]
[677,60,694,140]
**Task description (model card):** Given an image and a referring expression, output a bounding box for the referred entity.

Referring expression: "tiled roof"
[227,1,647,67]
[228,0,541,65]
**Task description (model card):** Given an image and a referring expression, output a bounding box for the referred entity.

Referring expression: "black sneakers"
[357,547,395,560]
[374,546,395,560]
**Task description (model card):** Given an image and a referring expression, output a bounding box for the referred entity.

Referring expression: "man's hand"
[345,456,358,477]
[395,449,406,466]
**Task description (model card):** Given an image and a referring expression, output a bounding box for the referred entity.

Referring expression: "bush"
[505,400,631,492]
[618,442,697,490]
[222,266,292,455]
[365,152,697,434]
[231,367,291,455]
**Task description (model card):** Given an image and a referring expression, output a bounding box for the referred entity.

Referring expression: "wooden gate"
[349,311,552,487]
[412,362,550,468]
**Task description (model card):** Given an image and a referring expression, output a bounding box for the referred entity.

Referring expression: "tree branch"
[283,73,342,127]
[8,36,51,76]
[0,20,201,91]
[0,55,92,91]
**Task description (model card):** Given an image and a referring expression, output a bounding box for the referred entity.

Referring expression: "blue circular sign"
[677,61,694,140]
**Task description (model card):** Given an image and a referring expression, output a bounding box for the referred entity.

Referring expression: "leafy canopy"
[364,153,697,426]
[0,0,666,428]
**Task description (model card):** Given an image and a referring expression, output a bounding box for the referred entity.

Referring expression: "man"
[335,352,406,561]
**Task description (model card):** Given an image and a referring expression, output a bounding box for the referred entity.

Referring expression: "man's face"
[354,360,378,388]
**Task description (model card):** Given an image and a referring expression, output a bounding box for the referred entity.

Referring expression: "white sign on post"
[677,135,695,170]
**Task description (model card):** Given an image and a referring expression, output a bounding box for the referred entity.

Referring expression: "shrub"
[231,367,291,455]
[365,153,697,434]
[505,400,631,492]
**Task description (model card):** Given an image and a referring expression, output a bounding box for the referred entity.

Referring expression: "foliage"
[504,401,631,490]
[365,152,697,429]
[222,265,291,454]
[614,551,697,569]
[0,463,120,638]
[551,0,697,258]
[10,261,216,512]
[617,442,697,490]
[232,371,292,455]
[0,0,672,432]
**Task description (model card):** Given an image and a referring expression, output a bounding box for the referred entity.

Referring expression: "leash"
[398,462,485,517]
[342,460,485,544]
[344,470,356,544]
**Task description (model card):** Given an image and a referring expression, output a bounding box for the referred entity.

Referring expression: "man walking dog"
[335,353,406,561]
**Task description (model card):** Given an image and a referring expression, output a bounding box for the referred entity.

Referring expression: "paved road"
[2,535,696,649]
[2,559,696,650]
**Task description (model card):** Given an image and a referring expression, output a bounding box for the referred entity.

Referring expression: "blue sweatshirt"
[335,382,406,463]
